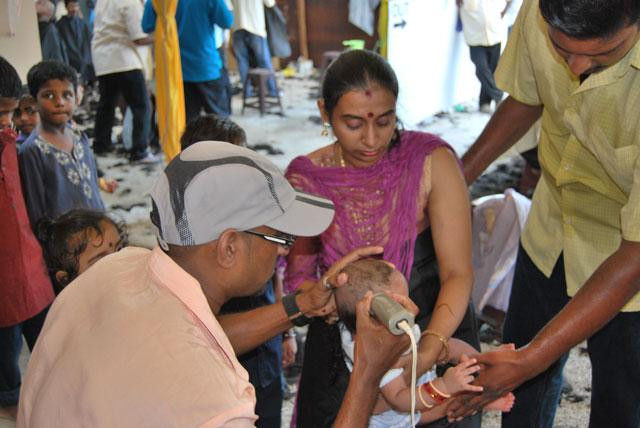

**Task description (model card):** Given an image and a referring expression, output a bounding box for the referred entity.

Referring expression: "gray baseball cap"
[149,141,335,247]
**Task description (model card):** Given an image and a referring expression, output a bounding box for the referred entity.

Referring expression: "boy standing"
[0,57,54,421]
[19,60,105,228]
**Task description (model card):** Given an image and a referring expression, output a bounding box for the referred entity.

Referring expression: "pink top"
[284,131,454,292]
[0,127,53,327]
[17,247,258,428]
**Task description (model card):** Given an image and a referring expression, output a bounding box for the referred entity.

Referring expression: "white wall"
[0,0,42,83]
[387,0,483,126]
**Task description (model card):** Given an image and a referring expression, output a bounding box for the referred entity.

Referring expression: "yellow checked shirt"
[495,0,640,311]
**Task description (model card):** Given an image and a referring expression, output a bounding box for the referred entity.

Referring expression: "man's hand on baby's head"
[300,246,384,319]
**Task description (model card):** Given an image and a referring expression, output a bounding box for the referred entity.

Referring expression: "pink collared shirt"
[17,247,257,427]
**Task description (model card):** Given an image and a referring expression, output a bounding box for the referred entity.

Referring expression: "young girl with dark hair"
[36,209,127,292]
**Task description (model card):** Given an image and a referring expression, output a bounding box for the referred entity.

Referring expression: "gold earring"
[321,122,330,137]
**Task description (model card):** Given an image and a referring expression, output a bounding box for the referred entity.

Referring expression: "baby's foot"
[484,392,515,412]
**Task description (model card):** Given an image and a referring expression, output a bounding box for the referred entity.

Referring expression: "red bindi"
[364,89,372,97]
[367,112,374,118]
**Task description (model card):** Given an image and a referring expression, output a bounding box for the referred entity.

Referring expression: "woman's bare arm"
[411,147,474,379]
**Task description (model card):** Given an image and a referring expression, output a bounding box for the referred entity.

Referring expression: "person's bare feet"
[484,392,515,412]
[0,404,17,420]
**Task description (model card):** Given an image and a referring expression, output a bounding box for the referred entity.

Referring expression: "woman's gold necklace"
[334,143,346,168]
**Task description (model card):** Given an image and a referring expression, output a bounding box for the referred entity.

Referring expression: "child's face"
[76,221,124,275]
[13,98,39,136]
[0,97,18,130]
[36,79,76,127]
[65,1,80,17]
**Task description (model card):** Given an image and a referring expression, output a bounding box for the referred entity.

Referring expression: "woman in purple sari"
[285,50,480,427]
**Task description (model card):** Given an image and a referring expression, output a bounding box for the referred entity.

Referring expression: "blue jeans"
[502,245,640,428]
[232,29,277,97]
[0,306,49,406]
[183,78,229,122]
[469,44,503,107]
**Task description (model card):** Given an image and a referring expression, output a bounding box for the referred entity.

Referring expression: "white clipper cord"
[370,293,418,427]
[397,320,418,427]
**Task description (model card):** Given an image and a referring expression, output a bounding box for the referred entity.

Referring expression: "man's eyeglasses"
[243,230,296,249]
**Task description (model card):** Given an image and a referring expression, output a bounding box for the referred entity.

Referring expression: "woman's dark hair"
[180,115,247,150]
[27,60,78,98]
[0,56,22,99]
[540,0,640,39]
[321,50,403,146]
[36,209,128,289]
[322,50,399,117]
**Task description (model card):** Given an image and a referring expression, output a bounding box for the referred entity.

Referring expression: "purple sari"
[284,131,455,292]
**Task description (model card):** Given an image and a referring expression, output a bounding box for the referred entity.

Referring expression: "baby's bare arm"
[446,338,479,364]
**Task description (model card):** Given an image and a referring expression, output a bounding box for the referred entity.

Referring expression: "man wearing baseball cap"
[17,141,413,427]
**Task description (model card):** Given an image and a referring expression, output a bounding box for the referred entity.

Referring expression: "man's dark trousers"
[94,69,151,159]
[469,43,503,107]
[183,78,229,123]
[502,245,640,428]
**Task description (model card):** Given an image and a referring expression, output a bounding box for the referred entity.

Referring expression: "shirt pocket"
[608,145,638,194]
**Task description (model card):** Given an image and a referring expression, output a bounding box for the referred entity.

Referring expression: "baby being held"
[334,258,514,427]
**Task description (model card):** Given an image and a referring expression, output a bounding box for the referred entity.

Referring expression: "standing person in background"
[36,0,68,64]
[57,0,96,85]
[92,0,157,162]
[457,0,509,113]
[0,56,54,423]
[142,0,234,122]
[231,0,278,98]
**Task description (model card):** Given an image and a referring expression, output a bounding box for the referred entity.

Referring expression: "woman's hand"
[296,246,383,318]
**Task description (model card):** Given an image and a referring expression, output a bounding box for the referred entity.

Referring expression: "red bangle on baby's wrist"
[422,380,450,404]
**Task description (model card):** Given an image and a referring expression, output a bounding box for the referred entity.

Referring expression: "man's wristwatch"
[282,293,311,327]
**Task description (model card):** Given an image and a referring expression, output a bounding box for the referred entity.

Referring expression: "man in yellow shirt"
[450,0,640,426]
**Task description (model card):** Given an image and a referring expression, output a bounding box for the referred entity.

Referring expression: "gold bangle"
[423,330,449,363]
[429,379,451,399]
[418,383,434,409]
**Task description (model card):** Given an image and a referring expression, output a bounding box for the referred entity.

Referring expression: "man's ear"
[55,270,69,286]
[215,229,243,268]
[317,99,330,124]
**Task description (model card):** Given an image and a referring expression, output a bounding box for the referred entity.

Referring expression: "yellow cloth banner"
[152,0,184,162]
[378,0,388,58]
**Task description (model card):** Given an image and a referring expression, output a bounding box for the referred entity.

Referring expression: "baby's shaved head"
[335,258,407,333]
